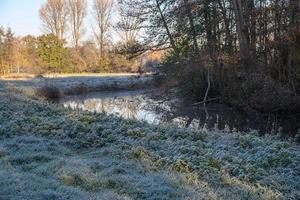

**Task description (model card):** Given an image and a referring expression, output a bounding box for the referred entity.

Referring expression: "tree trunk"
[232,0,251,66]
[203,68,211,107]
[183,0,199,55]
[249,0,256,57]
[217,0,233,54]
[287,0,299,91]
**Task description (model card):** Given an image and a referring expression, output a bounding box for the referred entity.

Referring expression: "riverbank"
[0,86,300,199]
[0,73,154,98]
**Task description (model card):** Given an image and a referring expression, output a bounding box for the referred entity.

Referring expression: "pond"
[60,89,299,134]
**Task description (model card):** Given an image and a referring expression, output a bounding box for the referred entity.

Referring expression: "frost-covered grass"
[0,74,154,96]
[0,87,300,199]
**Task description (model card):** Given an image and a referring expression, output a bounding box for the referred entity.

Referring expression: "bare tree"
[117,0,179,55]
[232,0,251,65]
[183,0,199,55]
[93,0,114,59]
[12,37,26,73]
[116,3,139,48]
[39,0,69,40]
[68,0,87,51]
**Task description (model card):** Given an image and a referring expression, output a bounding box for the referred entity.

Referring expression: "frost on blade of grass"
[0,89,300,199]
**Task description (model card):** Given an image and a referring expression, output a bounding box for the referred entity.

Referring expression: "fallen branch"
[193,97,221,106]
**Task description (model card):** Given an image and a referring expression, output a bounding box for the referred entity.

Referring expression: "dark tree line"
[119,0,300,113]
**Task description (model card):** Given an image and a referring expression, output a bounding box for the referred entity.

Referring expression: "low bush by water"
[36,85,62,100]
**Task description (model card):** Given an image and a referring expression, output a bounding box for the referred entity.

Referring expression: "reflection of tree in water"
[80,97,139,119]
[123,98,138,119]
[85,99,97,111]
[63,92,296,134]
[65,95,230,131]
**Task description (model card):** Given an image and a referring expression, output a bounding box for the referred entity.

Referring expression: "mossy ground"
[0,85,299,199]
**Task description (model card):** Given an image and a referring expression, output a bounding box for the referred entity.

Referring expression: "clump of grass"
[238,135,253,148]
[205,156,221,170]
[124,128,145,138]
[0,148,7,158]
[129,146,150,160]
[0,128,5,137]
[59,174,77,186]
[263,151,293,168]
[79,115,96,124]
[36,85,62,100]
[192,131,207,141]
[59,174,83,186]
[129,146,166,170]
[172,159,192,173]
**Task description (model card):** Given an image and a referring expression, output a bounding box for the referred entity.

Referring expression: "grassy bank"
[0,86,299,199]
[0,74,154,100]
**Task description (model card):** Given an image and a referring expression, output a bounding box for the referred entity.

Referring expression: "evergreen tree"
[37,34,66,72]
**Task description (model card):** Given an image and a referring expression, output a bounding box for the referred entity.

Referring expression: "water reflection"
[61,90,298,134]
[62,90,164,125]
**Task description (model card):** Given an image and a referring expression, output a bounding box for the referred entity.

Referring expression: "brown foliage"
[36,85,63,100]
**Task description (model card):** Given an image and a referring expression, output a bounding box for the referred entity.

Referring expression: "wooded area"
[0,0,299,113]
[118,0,300,113]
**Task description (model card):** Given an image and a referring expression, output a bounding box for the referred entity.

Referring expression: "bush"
[238,73,300,113]
[36,85,62,100]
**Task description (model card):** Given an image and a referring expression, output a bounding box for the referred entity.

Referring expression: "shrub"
[223,73,300,113]
[36,85,62,100]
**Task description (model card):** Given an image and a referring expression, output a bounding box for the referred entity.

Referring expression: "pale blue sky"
[0,0,46,36]
[0,0,122,43]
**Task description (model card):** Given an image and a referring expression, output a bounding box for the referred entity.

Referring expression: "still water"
[61,89,298,134]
